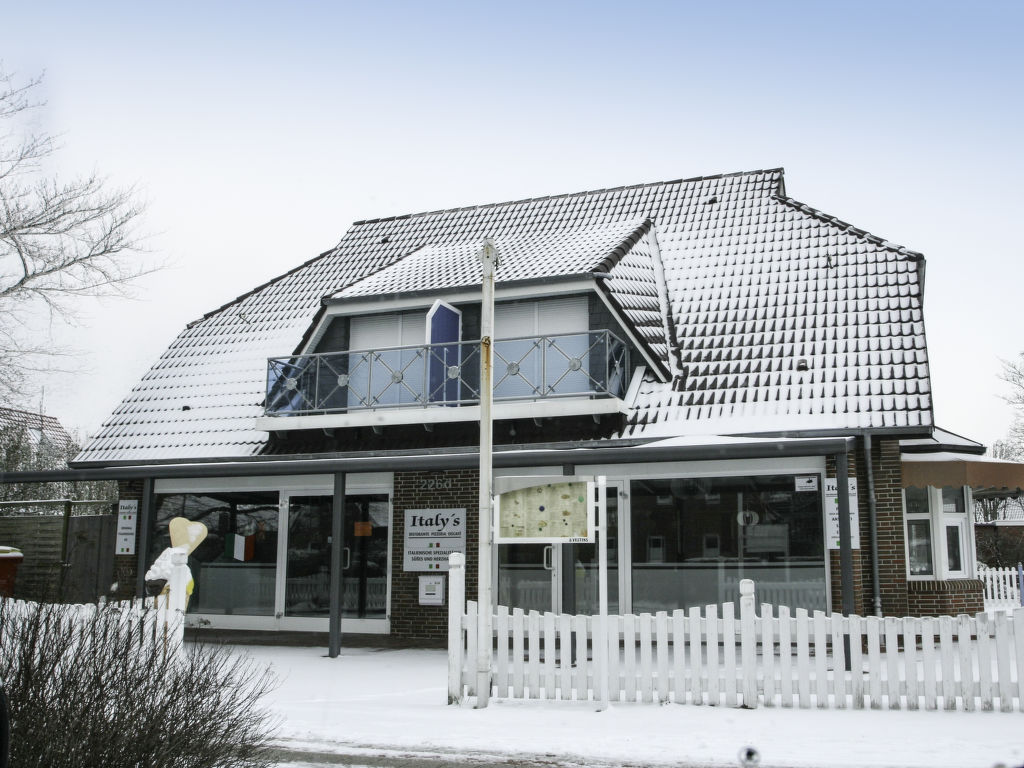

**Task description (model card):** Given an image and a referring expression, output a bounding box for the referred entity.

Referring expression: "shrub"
[0,598,278,768]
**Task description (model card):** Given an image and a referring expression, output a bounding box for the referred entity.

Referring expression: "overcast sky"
[2,0,1022,451]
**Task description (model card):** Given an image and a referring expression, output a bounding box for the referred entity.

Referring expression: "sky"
[2,0,1023,450]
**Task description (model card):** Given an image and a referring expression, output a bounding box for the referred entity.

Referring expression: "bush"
[0,598,278,768]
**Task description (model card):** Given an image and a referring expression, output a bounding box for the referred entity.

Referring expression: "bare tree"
[0,67,150,402]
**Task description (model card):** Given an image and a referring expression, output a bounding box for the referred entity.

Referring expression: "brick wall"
[907,579,985,616]
[827,437,908,617]
[391,469,479,645]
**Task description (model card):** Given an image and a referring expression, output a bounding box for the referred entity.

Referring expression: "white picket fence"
[0,553,189,658]
[449,566,1024,711]
[979,564,1023,610]
[0,592,186,657]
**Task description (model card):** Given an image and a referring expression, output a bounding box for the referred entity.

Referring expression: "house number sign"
[417,475,453,490]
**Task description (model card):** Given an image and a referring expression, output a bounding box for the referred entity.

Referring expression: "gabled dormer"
[254,218,674,435]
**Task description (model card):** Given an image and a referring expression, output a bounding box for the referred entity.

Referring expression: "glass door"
[283,495,333,617]
[342,494,390,619]
[497,543,556,613]
[496,482,621,615]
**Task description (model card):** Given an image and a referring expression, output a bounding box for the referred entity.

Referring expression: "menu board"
[495,481,594,543]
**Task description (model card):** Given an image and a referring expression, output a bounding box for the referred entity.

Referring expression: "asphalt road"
[270,745,712,768]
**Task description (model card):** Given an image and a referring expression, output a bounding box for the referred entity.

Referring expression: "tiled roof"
[333,218,651,299]
[0,407,76,457]
[75,168,932,464]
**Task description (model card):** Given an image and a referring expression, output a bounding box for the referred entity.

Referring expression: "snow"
[242,644,1024,768]
[144,545,187,582]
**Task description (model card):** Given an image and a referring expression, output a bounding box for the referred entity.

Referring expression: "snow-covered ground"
[246,645,1024,768]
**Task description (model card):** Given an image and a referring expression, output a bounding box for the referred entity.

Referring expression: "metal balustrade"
[265,330,629,416]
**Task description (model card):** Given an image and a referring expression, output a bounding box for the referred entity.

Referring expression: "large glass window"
[629,475,826,613]
[152,491,279,615]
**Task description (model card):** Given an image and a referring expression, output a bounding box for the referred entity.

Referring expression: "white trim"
[643,227,677,377]
[592,278,669,382]
[321,280,595,320]
[255,396,628,432]
[154,474,333,495]
[183,614,389,634]
[562,456,827,481]
[624,365,647,407]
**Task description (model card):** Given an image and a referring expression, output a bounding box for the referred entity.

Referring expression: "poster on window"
[825,478,860,549]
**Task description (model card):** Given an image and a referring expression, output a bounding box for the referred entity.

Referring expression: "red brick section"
[907,580,984,616]
[827,438,908,617]
[114,479,144,600]
[391,469,479,645]
[871,438,909,617]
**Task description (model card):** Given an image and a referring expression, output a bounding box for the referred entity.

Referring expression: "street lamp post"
[476,238,498,707]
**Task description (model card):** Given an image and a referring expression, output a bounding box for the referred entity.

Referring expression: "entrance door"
[342,494,390,619]
[496,482,621,614]
[282,494,332,618]
[278,491,390,630]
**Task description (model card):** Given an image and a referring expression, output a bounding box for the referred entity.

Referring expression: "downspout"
[863,433,883,617]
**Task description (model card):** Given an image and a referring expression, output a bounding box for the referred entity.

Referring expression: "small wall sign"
[418,574,445,606]
[116,499,138,556]
[403,509,466,572]
[825,478,860,549]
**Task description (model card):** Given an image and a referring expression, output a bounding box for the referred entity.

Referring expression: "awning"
[902,452,1024,491]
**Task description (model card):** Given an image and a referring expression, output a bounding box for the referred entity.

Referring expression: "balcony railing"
[265,330,629,417]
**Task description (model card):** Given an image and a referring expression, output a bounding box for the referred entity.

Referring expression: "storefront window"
[151,491,279,615]
[629,475,826,613]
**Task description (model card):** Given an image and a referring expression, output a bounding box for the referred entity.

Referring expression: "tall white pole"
[596,475,609,711]
[476,238,497,708]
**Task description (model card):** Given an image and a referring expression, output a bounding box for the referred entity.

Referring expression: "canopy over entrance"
[902,452,1024,492]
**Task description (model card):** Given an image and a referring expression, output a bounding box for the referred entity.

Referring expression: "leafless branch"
[0,66,153,402]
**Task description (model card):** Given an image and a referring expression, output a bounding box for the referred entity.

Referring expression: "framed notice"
[116,499,138,556]
[495,480,595,543]
[825,477,860,550]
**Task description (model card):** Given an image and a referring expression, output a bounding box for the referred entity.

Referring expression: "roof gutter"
[3,436,856,484]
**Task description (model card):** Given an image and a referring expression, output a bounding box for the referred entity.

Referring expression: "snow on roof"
[76,168,932,464]
[900,427,986,455]
[332,218,650,299]
[0,406,76,457]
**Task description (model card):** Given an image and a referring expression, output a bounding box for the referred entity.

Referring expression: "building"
[56,169,998,641]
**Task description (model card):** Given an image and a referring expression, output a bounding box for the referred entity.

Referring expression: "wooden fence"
[979,564,1022,609]
[449,565,1024,711]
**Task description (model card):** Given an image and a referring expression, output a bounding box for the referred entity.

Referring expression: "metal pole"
[863,434,882,616]
[596,476,609,711]
[836,452,855,616]
[836,452,855,672]
[329,472,347,658]
[135,478,154,598]
[476,238,498,707]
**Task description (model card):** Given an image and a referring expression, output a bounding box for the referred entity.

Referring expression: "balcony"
[257,330,631,431]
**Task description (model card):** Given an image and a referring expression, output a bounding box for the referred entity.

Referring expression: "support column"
[329,472,347,658]
[134,477,154,598]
